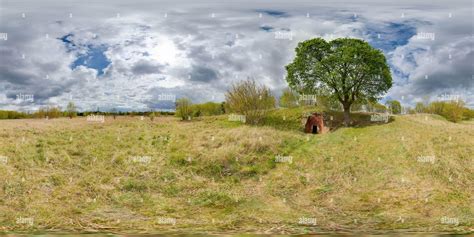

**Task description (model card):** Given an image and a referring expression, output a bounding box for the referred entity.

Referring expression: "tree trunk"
[343,103,351,126]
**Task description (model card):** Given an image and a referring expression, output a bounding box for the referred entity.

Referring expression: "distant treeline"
[0,110,29,119]
[0,102,227,120]
[0,105,175,120]
[1,99,473,123]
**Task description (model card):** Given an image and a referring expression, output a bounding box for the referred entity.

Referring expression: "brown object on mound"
[304,113,326,134]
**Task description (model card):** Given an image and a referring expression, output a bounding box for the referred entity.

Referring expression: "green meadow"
[0,110,472,234]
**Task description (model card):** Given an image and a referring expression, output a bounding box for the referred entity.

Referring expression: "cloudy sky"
[0,0,472,112]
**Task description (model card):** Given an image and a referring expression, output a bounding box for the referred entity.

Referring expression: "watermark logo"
[228,114,246,123]
[437,93,460,102]
[0,33,7,40]
[86,114,105,123]
[275,31,293,41]
[157,93,176,102]
[157,217,176,225]
[275,154,293,164]
[370,113,389,123]
[16,217,34,226]
[417,155,435,164]
[440,216,459,226]
[298,217,317,226]
[16,93,34,103]
[415,32,435,41]
[0,155,8,165]
[129,156,151,164]
[299,94,317,105]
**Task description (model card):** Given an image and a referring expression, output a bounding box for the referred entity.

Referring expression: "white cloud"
[0,0,472,111]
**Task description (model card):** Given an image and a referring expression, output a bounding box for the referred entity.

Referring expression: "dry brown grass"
[0,114,472,234]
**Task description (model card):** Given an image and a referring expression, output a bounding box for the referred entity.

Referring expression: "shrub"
[225,79,275,125]
[386,100,402,114]
[279,88,299,108]
[463,108,474,120]
[66,102,77,119]
[440,100,465,122]
[365,101,387,113]
[428,101,445,115]
[175,98,193,120]
[149,111,156,121]
[33,106,62,119]
[191,102,223,117]
[421,100,468,123]
[415,102,425,113]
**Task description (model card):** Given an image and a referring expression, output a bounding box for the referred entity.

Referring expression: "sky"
[0,0,472,112]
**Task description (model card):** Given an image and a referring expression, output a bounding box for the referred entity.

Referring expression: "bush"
[191,102,224,117]
[66,102,77,118]
[386,100,402,114]
[421,100,468,123]
[365,101,387,113]
[175,98,193,120]
[225,79,275,124]
[463,108,474,120]
[149,111,156,121]
[279,88,299,108]
[415,102,425,113]
[440,100,465,122]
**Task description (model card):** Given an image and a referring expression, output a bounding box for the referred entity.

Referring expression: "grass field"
[0,111,473,234]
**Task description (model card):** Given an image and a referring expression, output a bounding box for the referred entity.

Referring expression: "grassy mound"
[264,107,394,132]
[0,113,472,234]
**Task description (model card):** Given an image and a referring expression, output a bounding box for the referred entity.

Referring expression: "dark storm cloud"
[189,65,218,82]
[131,59,164,75]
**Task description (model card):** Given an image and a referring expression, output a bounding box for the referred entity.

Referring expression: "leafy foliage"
[386,100,402,114]
[175,98,193,120]
[225,79,275,124]
[279,88,299,108]
[191,102,224,116]
[286,38,392,125]
[409,100,472,122]
[0,110,28,119]
[66,102,77,118]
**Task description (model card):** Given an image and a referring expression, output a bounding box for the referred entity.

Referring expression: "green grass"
[0,113,472,234]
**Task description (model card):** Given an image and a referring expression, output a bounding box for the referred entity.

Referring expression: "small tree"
[176,98,193,120]
[386,100,401,114]
[66,102,77,119]
[225,79,275,124]
[415,102,425,113]
[149,111,156,121]
[279,88,299,108]
[48,106,62,118]
[111,108,117,119]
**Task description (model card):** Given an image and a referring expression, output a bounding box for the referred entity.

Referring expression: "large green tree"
[286,38,392,125]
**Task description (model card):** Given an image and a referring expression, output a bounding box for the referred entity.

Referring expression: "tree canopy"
[286,38,392,125]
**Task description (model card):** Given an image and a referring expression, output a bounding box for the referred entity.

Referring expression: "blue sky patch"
[58,33,76,52]
[59,33,111,76]
[366,22,417,52]
[72,44,111,76]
